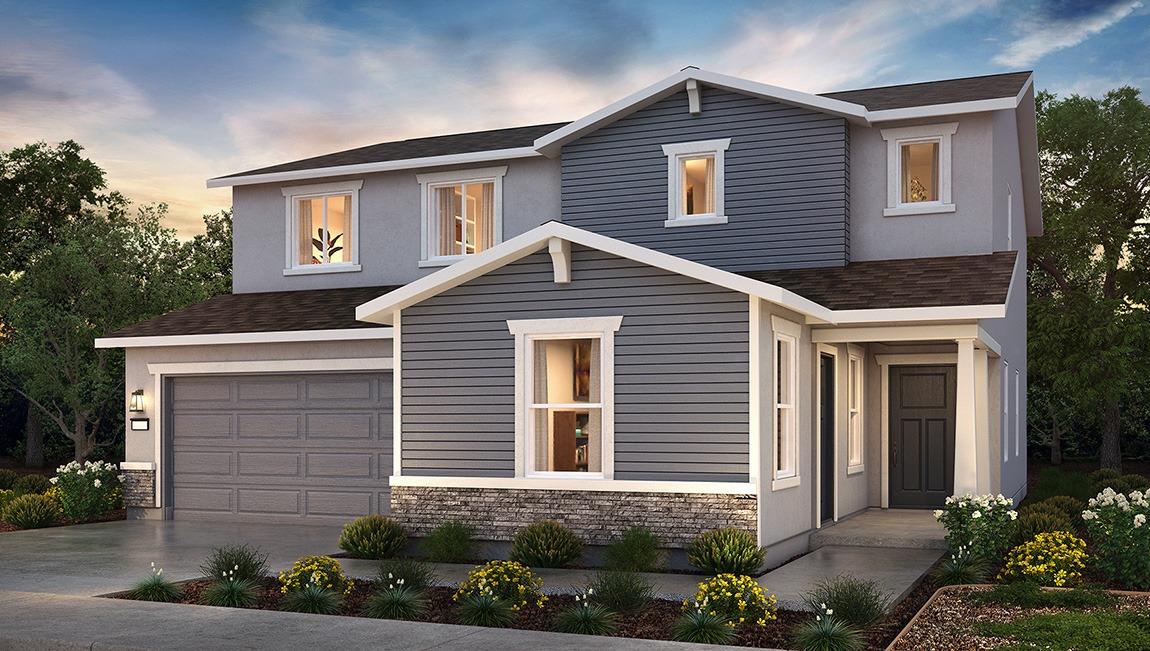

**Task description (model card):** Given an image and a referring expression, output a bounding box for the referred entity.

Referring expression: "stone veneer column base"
[391,486,757,548]
[120,468,156,509]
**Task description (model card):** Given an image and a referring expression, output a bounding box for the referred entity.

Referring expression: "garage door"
[168,372,392,524]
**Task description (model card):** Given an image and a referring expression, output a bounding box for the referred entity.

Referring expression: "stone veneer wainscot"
[391,486,757,547]
[120,469,155,509]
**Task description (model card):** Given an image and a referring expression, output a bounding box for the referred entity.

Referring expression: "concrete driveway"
[0,519,343,596]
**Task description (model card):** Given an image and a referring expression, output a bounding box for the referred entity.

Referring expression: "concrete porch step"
[808,508,948,551]
[760,545,943,611]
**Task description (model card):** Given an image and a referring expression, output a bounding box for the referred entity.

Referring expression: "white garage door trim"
[147,358,393,511]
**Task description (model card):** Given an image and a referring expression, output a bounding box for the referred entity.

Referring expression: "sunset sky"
[2,0,1147,236]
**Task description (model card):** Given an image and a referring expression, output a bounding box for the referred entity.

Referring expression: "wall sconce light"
[129,389,145,413]
[130,418,150,431]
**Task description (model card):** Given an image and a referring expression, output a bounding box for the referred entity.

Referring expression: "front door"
[820,353,835,522]
[889,365,956,508]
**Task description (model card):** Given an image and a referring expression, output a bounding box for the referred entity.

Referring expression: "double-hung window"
[282,180,362,275]
[772,316,800,489]
[417,166,506,266]
[880,123,957,217]
[661,139,730,227]
[847,350,864,473]
[508,316,622,479]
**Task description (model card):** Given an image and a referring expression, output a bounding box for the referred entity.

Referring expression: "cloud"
[994,0,1141,66]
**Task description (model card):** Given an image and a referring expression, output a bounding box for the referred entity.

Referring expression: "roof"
[820,71,1033,111]
[103,285,400,338]
[741,251,1018,311]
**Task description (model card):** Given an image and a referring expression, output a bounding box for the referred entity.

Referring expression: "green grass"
[1023,465,1096,504]
[976,611,1150,651]
[968,582,1113,609]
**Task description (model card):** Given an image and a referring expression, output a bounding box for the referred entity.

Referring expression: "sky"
[2,0,1148,236]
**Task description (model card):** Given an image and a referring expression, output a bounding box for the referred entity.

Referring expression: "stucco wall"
[231,156,561,293]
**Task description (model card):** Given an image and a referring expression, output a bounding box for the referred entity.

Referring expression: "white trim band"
[147,357,393,376]
[95,328,394,349]
[389,475,756,495]
[119,462,156,471]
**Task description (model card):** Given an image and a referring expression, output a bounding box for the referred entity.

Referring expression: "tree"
[1029,88,1150,471]
[182,209,233,300]
[0,208,189,461]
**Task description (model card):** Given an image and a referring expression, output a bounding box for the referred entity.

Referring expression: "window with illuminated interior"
[900,141,939,203]
[773,317,800,485]
[530,338,602,474]
[282,180,361,273]
[847,352,864,470]
[661,138,730,227]
[417,167,506,265]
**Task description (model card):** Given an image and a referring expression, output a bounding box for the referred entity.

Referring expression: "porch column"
[954,337,979,495]
[973,346,991,493]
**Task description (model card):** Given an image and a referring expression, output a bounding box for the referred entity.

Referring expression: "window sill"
[664,215,729,228]
[282,264,361,276]
[847,465,865,476]
[771,475,801,491]
[883,203,956,217]
[418,256,467,268]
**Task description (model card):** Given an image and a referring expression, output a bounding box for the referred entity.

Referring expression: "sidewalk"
[0,590,774,651]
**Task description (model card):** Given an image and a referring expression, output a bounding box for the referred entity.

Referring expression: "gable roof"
[821,71,1033,111]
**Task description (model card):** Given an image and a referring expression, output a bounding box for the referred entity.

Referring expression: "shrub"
[1083,487,1150,589]
[509,520,583,568]
[363,583,427,620]
[603,526,665,573]
[671,607,736,645]
[280,583,342,615]
[931,545,990,586]
[278,555,353,596]
[338,515,407,560]
[933,493,1017,560]
[202,573,259,608]
[0,469,18,489]
[51,460,121,521]
[999,531,1087,587]
[1032,495,1087,522]
[687,528,765,575]
[200,544,269,582]
[455,593,516,628]
[378,558,438,590]
[1,493,60,528]
[969,581,1113,609]
[13,474,51,495]
[801,575,889,631]
[1014,511,1075,545]
[128,563,183,602]
[554,593,616,636]
[689,573,778,627]
[586,570,653,614]
[792,612,864,651]
[0,489,16,512]
[1090,468,1122,489]
[453,560,545,612]
[420,520,476,564]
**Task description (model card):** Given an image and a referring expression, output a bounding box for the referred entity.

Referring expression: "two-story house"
[97,69,1041,562]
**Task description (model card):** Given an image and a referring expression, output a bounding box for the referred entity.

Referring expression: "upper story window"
[772,315,801,490]
[880,123,957,217]
[417,166,507,267]
[661,138,730,228]
[281,180,362,276]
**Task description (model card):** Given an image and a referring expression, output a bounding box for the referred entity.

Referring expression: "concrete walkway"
[809,508,947,550]
[0,590,770,651]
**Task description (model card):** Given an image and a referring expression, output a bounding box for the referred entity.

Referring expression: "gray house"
[98,69,1040,561]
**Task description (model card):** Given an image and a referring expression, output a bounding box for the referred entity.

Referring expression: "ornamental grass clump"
[338,514,407,560]
[51,460,122,521]
[129,562,183,602]
[0,469,19,490]
[202,569,260,608]
[801,575,889,631]
[933,493,1018,560]
[603,526,665,572]
[420,520,476,564]
[1082,487,1150,589]
[453,560,546,612]
[1013,511,1075,545]
[687,528,766,575]
[278,555,353,596]
[1,493,60,529]
[687,573,778,628]
[362,577,428,621]
[12,474,52,495]
[792,606,865,651]
[378,558,438,590]
[931,544,990,586]
[200,544,269,582]
[554,589,617,636]
[455,593,517,628]
[586,570,653,614]
[509,520,583,568]
[999,531,1087,587]
[671,605,736,645]
[280,583,343,615]
[1027,495,1087,522]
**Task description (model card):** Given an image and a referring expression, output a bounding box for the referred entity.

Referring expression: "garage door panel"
[238,452,300,477]
[172,372,392,524]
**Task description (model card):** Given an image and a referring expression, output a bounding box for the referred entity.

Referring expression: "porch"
[810,508,947,550]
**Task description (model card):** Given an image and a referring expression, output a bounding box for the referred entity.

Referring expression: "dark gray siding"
[561,86,849,270]
[401,245,750,482]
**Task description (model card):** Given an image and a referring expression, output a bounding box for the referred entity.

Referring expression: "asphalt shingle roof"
[820,71,1033,111]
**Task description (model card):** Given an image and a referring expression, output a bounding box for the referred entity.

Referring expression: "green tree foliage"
[1029,88,1150,470]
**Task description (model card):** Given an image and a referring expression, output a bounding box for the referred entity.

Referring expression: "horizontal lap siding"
[401,246,749,482]
[561,87,849,270]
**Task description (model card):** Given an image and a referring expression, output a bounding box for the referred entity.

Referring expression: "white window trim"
[771,315,801,491]
[1014,369,1021,457]
[880,123,957,217]
[281,180,363,275]
[417,166,507,267]
[508,316,622,480]
[661,138,731,228]
[847,346,865,474]
[1003,360,1010,462]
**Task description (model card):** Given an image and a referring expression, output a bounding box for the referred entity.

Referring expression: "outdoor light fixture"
[129,389,145,413]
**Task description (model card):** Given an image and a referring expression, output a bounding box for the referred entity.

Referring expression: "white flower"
[93,479,102,488]
[826,608,834,615]
[49,477,58,484]
[1135,514,1146,528]
[1009,511,1018,521]
[1082,510,1096,521]
[971,510,982,519]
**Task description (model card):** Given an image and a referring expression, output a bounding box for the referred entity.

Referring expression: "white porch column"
[973,346,991,493]
[954,337,979,495]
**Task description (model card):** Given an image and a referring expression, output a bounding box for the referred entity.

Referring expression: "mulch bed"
[0,508,125,533]
[889,585,1150,650]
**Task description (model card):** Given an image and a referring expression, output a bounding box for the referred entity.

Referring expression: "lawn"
[977,610,1150,651]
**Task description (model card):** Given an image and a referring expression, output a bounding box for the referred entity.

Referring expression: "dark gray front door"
[820,353,835,522]
[889,365,955,508]
[167,372,392,524]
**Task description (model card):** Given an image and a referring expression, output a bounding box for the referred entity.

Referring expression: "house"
[96,68,1040,562]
